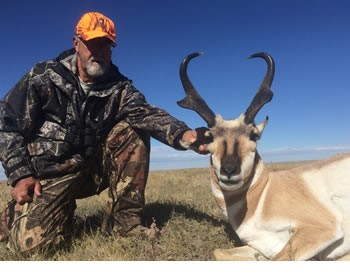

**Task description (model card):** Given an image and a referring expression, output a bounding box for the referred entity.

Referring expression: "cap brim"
[82,30,116,45]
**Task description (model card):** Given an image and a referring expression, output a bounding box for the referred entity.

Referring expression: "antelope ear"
[256,116,269,135]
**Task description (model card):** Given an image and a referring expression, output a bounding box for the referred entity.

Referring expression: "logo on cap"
[95,18,106,31]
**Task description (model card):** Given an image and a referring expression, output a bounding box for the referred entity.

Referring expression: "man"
[0,11,209,254]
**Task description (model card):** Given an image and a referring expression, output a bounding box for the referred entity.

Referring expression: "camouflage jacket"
[0,49,190,186]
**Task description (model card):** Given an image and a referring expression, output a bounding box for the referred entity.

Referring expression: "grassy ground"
[0,162,304,261]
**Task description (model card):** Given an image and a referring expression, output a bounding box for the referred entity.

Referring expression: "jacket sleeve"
[0,70,42,186]
[118,84,191,150]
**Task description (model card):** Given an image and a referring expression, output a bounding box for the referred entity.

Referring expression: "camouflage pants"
[0,121,150,254]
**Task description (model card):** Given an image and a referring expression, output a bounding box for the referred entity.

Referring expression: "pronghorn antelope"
[177,52,350,261]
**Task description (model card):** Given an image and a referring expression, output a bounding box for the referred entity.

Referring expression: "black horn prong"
[178,52,216,128]
[244,52,275,124]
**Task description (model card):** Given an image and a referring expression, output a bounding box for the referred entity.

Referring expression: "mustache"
[88,56,104,63]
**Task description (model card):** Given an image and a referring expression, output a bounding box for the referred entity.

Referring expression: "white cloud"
[150,144,209,170]
[260,145,350,163]
[261,145,350,154]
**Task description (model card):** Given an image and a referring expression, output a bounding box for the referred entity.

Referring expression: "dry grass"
[0,161,305,261]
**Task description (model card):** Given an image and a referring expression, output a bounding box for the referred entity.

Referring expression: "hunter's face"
[74,36,113,82]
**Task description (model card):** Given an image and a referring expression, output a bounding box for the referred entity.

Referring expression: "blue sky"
[1,0,350,178]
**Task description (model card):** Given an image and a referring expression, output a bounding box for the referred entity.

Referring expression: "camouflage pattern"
[0,49,191,253]
[0,120,150,253]
[0,49,190,186]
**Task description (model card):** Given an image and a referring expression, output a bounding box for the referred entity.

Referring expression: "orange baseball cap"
[75,12,116,45]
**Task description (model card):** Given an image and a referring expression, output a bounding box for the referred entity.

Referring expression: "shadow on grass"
[73,201,241,245]
[143,202,241,245]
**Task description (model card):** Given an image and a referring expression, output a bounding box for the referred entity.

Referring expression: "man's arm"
[0,71,41,187]
[118,85,210,152]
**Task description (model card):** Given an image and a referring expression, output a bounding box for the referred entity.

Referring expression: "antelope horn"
[177,52,216,128]
[244,52,275,124]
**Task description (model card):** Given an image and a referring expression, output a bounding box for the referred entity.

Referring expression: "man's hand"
[11,176,42,205]
[181,127,212,154]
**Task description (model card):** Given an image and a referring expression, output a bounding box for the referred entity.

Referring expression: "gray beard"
[84,58,110,79]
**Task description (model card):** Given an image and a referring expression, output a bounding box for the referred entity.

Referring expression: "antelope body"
[178,52,350,261]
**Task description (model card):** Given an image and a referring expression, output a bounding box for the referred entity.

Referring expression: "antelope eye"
[250,132,260,141]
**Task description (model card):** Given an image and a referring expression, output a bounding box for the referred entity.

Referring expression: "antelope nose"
[221,163,240,178]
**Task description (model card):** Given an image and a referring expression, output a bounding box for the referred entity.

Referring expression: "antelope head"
[178,52,275,192]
